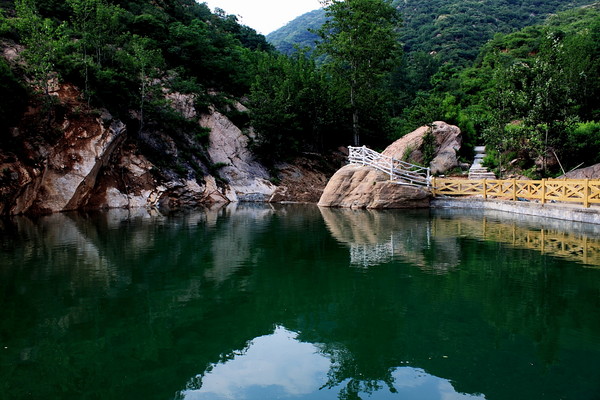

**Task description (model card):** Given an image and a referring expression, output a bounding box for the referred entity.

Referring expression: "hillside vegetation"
[1,0,599,183]
[269,0,600,177]
[268,0,593,65]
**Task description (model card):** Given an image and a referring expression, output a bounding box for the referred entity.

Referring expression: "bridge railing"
[348,146,431,187]
[432,177,600,208]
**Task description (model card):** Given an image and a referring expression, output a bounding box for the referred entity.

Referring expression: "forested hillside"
[267,0,593,65]
[269,0,600,177]
[0,0,282,185]
[405,3,600,177]
[0,0,271,120]
[1,0,599,188]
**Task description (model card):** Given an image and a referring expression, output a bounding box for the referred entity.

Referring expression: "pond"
[1,204,600,400]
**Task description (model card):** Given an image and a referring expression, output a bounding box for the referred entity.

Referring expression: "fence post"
[483,179,488,200]
[585,179,590,208]
[541,179,546,205]
[512,179,517,201]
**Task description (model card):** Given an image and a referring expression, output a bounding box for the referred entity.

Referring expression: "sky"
[201,0,323,35]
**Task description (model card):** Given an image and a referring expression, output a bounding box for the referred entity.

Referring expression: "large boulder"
[560,164,600,179]
[317,164,431,209]
[382,121,462,174]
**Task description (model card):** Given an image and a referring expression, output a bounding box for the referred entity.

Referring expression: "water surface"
[1,204,599,400]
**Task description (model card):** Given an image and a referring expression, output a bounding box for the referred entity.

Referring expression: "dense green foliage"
[267,0,600,175]
[0,0,272,134]
[437,5,600,176]
[265,9,326,56]
[316,0,402,147]
[268,0,593,65]
[1,0,599,175]
[248,52,346,161]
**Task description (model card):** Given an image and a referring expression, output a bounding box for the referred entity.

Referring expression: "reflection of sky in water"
[180,326,486,400]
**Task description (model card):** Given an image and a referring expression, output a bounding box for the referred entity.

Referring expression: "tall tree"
[66,0,123,104]
[317,0,402,146]
[128,35,164,134]
[249,52,340,160]
[14,0,66,98]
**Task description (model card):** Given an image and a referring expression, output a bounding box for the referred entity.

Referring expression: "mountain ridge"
[267,0,596,65]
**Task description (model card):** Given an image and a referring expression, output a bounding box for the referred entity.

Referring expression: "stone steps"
[468,172,497,179]
[468,145,495,180]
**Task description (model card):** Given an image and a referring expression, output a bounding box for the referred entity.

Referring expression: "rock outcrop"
[0,43,348,215]
[318,122,462,209]
[0,88,128,214]
[382,121,462,175]
[201,105,276,202]
[560,164,600,179]
[0,78,337,215]
[317,164,431,209]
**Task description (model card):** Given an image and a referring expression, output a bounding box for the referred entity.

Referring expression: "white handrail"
[348,145,431,188]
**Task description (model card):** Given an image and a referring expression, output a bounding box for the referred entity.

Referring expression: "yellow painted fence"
[432,178,600,208]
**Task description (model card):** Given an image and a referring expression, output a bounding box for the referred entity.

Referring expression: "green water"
[1,204,600,400]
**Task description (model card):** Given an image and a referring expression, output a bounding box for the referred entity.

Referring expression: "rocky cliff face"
[1,84,132,214]
[0,81,334,215]
[201,105,276,202]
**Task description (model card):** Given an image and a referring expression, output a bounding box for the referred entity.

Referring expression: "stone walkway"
[468,146,496,180]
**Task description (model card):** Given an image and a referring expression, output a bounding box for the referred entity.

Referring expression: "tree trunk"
[350,81,359,146]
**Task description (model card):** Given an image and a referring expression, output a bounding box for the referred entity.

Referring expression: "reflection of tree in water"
[320,207,461,272]
[318,344,397,400]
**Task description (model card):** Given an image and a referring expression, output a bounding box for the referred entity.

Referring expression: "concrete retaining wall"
[431,197,600,225]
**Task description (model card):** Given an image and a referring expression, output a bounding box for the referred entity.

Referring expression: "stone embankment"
[432,198,600,225]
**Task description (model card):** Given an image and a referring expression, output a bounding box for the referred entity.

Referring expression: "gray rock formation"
[560,164,600,179]
[201,105,276,202]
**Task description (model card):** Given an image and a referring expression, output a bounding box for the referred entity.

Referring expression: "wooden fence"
[432,178,600,208]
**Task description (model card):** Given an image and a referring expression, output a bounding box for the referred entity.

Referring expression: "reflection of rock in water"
[205,203,275,283]
[320,206,600,269]
[319,207,460,271]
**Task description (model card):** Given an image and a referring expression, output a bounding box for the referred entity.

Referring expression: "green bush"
[564,121,600,168]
